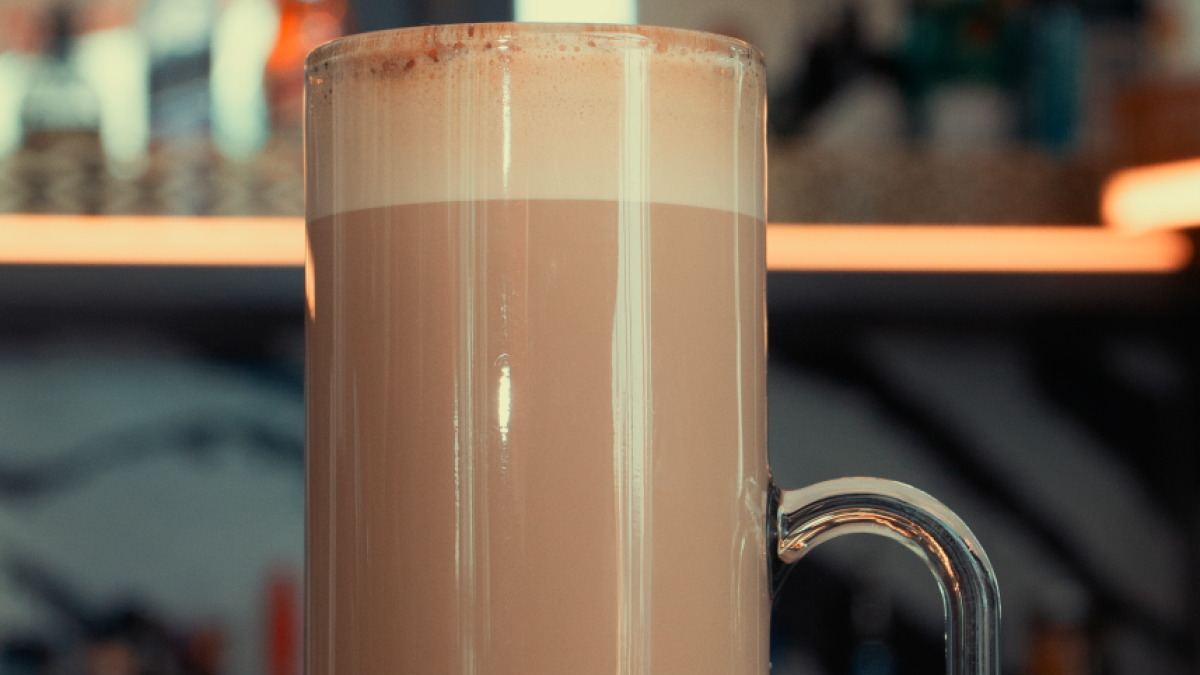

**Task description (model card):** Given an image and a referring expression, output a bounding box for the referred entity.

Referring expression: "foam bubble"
[306,23,766,218]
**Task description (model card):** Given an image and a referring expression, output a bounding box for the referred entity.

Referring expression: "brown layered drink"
[306,24,767,675]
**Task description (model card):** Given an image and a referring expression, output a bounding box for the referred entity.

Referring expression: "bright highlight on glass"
[514,0,636,24]
[1103,158,1200,234]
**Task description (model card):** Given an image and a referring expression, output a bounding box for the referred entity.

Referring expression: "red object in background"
[78,0,140,33]
[186,625,225,675]
[1025,624,1090,675]
[267,0,347,130]
[267,570,301,675]
[0,3,48,53]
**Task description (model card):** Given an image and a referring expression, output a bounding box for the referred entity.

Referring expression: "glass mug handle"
[770,477,1001,675]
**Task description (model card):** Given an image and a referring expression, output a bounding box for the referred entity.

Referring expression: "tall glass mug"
[305,23,999,675]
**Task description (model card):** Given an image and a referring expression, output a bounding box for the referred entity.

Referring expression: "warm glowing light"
[304,233,316,319]
[1103,158,1200,234]
[767,224,1191,273]
[0,216,1190,273]
[0,215,304,266]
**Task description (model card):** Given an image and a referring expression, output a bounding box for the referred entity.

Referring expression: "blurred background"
[0,0,1198,673]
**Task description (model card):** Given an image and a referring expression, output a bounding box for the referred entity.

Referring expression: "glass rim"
[306,22,764,71]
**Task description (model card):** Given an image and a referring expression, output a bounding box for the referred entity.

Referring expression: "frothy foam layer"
[306,24,766,219]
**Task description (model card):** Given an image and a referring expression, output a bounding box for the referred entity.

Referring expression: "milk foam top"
[306,23,766,219]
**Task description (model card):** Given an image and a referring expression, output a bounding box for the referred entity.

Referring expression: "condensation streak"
[612,43,652,675]
[326,216,343,675]
[454,213,478,675]
[730,63,747,670]
[453,55,486,675]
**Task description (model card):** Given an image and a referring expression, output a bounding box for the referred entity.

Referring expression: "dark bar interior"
[0,0,1198,672]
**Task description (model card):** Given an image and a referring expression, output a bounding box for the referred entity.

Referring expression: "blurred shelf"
[1,216,1186,273]
[0,132,302,217]
[2,133,1105,224]
[766,225,1189,273]
[0,214,302,265]
[0,133,1193,320]
[0,218,1189,321]
[768,142,1105,226]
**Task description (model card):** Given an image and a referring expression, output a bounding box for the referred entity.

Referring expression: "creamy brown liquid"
[307,199,768,675]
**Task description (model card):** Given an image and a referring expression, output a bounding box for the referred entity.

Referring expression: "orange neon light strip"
[0,215,303,266]
[1103,158,1200,234]
[766,224,1191,273]
[0,215,1190,273]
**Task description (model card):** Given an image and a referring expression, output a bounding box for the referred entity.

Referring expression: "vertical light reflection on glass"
[454,187,481,675]
[731,63,745,494]
[0,52,32,158]
[496,356,512,446]
[75,27,150,168]
[613,38,651,675]
[514,0,636,24]
[305,234,316,321]
[211,0,278,159]
[501,65,512,194]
